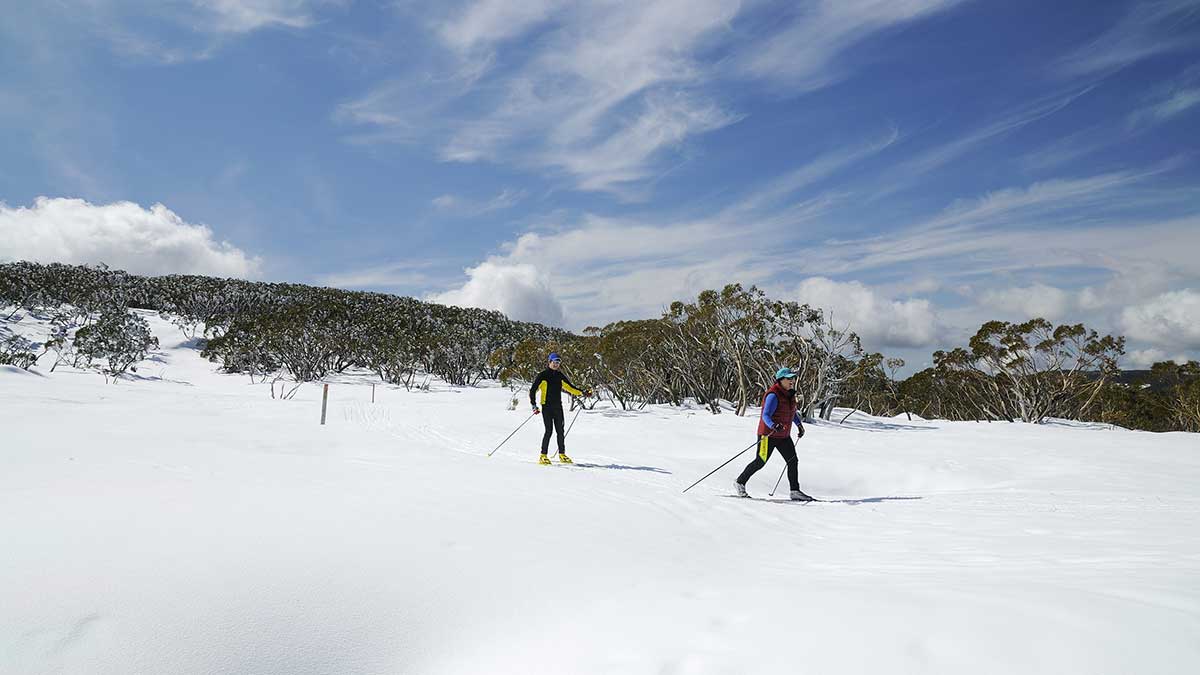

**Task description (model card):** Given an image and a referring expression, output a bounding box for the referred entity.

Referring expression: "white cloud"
[1022,127,1115,171]
[317,262,432,290]
[793,277,940,348]
[430,261,565,325]
[43,0,342,64]
[431,188,526,216]
[1056,0,1200,77]
[1131,87,1200,126]
[0,197,261,278]
[1120,289,1200,350]
[882,86,1096,187]
[729,127,899,214]
[197,0,330,34]
[426,208,776,328]
[340,0,963,196]
[540,92,741,195]
[431,195,460,210]
[980,283,1075,321]
[738,0,967,90]
[438,0,563,54]
[810,165,1192,277]
[443,0,742,195]
[1128,66,1200,127]
[1125,348,1191,369]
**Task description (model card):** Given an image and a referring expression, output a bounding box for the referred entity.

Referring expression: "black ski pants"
[736,435,799,491]
[540,405,566,454]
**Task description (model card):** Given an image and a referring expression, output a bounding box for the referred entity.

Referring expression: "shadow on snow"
[723,495,923,505]
[571,462,671,474]
[816,418,937,433]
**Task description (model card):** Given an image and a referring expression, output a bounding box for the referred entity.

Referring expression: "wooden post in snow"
[321,383,329,425]
[372,383,376,404]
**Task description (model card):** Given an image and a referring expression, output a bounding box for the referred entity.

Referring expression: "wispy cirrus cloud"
[427,143,1189,336]
[317,260,437,291]
[1056,0,1200,77]
[1131,86,1200,126]
[431,188,527,216]
[1128,65,1200,127]
[1021,126,1117,171]
[878,85,1097,192]
[728,126,899,214]
[336,0,968,198]
[36,0,344,64]
[814,162,1196,276]
[195,0,336,34]
[436,0,563,55]
[736,0,968,90]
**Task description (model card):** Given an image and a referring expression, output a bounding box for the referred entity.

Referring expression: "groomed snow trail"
[3,313,1199,674]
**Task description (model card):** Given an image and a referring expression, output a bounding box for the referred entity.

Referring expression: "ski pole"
[488,412,537,457]
[681,441,757,494]
[769,465,786,496]
[564,406,583,439]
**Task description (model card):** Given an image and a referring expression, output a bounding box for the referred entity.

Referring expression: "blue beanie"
[548,352,561,362]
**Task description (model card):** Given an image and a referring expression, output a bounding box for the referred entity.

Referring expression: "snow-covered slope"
[3,313,1199,674]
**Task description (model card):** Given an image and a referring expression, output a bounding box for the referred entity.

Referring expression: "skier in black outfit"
[529,352,590,464]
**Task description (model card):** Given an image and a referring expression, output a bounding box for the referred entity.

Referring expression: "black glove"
[583,389,593,398]
[796,423,805,439]
[772,422,784,432]
[532,405,540,415]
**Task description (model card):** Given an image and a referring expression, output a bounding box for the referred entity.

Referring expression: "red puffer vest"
[756,382,798,438]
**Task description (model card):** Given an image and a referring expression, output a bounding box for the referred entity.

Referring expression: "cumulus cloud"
[0,197,261,278]
[1125,348,1191,369]
[980,283,1075,320]
[1120,289,1200,350]
[430,261,565,325]
[793,277,939,348]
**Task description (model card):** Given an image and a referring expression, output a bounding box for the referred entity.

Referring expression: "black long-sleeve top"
[529,368,584,408]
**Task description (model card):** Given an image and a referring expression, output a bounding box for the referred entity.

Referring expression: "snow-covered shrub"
[0,329,38,370]
[73,309,159,381]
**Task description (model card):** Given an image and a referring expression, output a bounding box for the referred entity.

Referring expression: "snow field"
[2,313,1199,674]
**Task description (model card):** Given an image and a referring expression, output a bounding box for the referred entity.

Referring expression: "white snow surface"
[3,312,1200,674]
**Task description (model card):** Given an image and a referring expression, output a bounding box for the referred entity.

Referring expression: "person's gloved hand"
[532,406,540,415]
[796,423,805,439]
[583,389,593,398]
[772,422,784,432]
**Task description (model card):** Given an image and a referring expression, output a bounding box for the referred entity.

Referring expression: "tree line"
[2,261,1197,432]
[0,261,564,391]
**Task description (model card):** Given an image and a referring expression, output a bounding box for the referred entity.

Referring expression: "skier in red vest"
[735,367,812,501]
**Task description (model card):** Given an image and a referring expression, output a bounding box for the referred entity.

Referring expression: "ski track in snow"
[2,311,1200,674]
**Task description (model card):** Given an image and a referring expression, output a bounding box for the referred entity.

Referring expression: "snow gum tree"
[934,319,1125,423]
[1150,361,1200,433]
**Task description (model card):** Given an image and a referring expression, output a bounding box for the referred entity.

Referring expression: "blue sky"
[2,0,1199,371]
